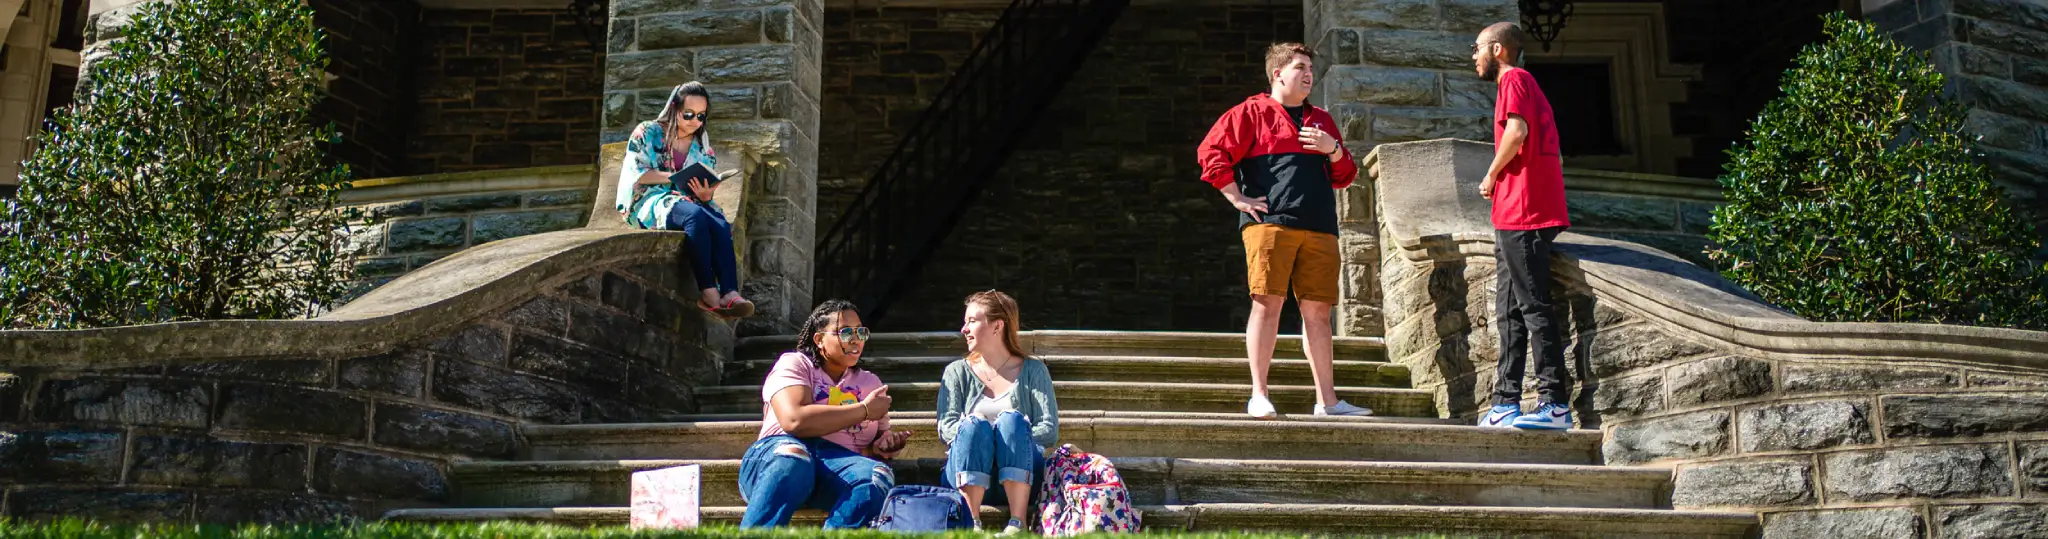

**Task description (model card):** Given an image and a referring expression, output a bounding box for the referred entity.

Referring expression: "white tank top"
[970,388,1015,422]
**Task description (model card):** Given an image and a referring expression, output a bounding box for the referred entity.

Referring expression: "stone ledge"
[0,229,687,370]
[343,165,596,205]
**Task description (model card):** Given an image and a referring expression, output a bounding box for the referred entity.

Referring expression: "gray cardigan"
[936,357,1059,447]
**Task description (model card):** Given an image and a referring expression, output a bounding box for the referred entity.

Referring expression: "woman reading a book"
[615,81,753,318]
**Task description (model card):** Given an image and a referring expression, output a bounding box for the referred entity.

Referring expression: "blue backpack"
[871,485,975,532]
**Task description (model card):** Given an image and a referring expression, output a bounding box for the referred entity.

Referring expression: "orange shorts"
[1241,223,1340,304]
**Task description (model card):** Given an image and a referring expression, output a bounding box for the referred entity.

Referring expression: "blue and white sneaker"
[1511,402,1574,430]
[1477,403,1521,428]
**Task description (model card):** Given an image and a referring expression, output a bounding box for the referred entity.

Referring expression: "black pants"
[1492,227,1570,406]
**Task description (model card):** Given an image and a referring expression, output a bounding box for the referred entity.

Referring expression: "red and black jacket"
[1197,94,1358,235]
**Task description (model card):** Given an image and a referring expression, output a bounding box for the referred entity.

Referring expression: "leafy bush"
[1708,13,2047,330]
[0,0,356,329]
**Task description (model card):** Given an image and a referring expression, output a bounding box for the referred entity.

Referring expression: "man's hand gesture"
[1298,126,1339,156]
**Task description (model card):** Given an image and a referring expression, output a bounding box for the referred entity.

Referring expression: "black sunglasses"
[677,110,708,121]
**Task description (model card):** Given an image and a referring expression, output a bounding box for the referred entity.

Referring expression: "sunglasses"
[677,110,708,121]
[830,326,871,343]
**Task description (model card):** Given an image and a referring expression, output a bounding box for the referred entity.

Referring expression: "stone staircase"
[384,331,1758,537]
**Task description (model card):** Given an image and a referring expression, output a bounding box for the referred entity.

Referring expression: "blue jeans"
[942,411,1044,508]
[737,435,894,528]
[667,200,738,295]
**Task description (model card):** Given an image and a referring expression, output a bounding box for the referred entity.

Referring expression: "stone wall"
[0,237,729,522]
[1556,170,1724,269]
[410,9,605,174]
[603,0,823,337]
[832,4,1310,332]
[1371,138,2048,538]
[340,166,597,295]
[311,0,422,179]
[1867,0,2048,252]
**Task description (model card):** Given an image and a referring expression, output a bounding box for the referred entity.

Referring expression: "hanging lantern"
[570,0,609,48]
[1519,0,1574,52]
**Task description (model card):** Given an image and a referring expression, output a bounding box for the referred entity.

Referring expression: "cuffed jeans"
[736,434,893,528]
[667,200,739,296]
[1491,227,1572,406]
[941,411,1043,508]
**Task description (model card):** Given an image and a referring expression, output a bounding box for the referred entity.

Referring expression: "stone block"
[638,10,763,50]
[1324,66,1439,106]
[196,492,360,524]
[1822,444,2013,502]
[503,295,573,337]
[602,272,646,317]
[217,384,368,440]
[564,273,604,300]
[1588,323,1713,377]
[314,448,448,501]
[1956,44,2012,78]
[355,257,406,278]
[1441,0,1516,33]
[749,236,809,277]
[605,49,696,91]
[629,263,684,295]
[1362,30,1471,70]
[386,217,468,253]
[1679,202,1718,235]
[612,0,694,18]
[431,358,581,422]
[711,86,762,120]
[1590,373,1663,418]
[1781,363,1958,393]
[1968,109,2040,152]
[1672,457,1815,508]
[0,372,20,421]
[472,210,584,244]
[373,403,517,459]
[1763,507,1925,539]
[167,359,330,385]
[1883,393,2048,438]
[0,430,124,483]
[605,92,638,128]
[342,223,387,257]
[2015,54,2048,86]
[1936,504,2048,539]
[1329,0,1437,30]
[2024,441,2048,495]
[340,349,430,398]
[1603,410,1730,465]
[423,193,523,214]
[627,363,696,417]
[35,378,210,429]
[6,489,192,522]
[1959,75,2048,124]
[510,331,632,394]
[609,18,635,53]
[423,323,511,367]
[1740,400,1874,452]
[1666,356,1772,406]
[698,45,796,84]
[1568,193,1678,231]
[129,436,307,490]
[1955,0,2048,33]
[1442,76,1494,110]
[1370,107,1490,143]
[1966,19,2048,59]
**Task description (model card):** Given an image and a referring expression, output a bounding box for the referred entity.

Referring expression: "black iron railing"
[814,0,1128,322]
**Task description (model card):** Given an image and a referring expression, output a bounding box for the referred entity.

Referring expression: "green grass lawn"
[0,521,1456,539]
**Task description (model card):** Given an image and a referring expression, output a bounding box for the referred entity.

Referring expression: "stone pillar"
[1370,139,1499,419]
[604,0,823,336]
[1865,0,2048,253]
[1307,0,1517,337]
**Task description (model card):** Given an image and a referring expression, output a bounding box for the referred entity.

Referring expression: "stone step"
[449,458,1673,510]
[386,505,1757,538]
[720,355,1411,388]
[736,330,1386,362]
[589,410,1464,426]
[521,418,1601,464]
[692,381,1436,417]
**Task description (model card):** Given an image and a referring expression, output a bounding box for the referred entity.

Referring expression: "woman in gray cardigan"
[936,290,1059,534]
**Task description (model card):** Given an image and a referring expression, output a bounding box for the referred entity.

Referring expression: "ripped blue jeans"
[941,411,1044,507]
[737,435,894,528]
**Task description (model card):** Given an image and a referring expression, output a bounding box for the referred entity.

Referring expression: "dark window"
[53,0,88,51]
[1522,60,1626,157]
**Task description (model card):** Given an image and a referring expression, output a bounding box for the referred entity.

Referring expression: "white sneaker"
[1000,518,1025,535]
[1246,393,1277,419]
[1315,400,1374,416]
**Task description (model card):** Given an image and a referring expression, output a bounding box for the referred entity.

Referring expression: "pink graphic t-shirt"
[756,352,889,452]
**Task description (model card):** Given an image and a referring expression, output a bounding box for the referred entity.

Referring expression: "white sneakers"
[1246,394,1278,419]
[1247,394,1375,418]
[1315,400,1375,417]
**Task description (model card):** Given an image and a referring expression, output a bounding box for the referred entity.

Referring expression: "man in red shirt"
[1471,23,1574,430]
[1195,43,1373,419]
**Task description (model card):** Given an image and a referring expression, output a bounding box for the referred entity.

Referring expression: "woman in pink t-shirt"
[737,299,913,528]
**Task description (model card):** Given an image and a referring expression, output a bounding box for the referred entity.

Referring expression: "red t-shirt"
[1491,67,1570,230]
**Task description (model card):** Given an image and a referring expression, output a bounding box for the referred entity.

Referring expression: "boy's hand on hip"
[1225,192,1269,222]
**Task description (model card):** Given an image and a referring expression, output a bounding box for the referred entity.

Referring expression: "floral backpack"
[1036,444,1140,536]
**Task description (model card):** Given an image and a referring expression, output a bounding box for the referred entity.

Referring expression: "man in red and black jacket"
[1196,43,1372,419]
